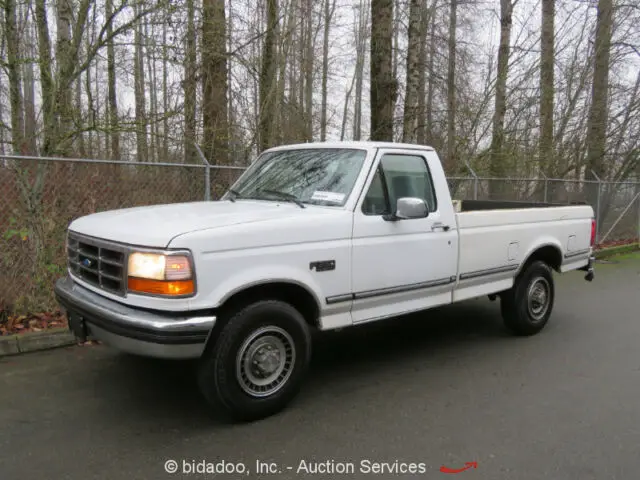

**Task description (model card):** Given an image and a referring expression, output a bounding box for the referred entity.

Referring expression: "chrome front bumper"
[54,276,216,359]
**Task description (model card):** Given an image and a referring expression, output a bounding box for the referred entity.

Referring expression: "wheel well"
[217,282,321,329]
[522,245,562,273]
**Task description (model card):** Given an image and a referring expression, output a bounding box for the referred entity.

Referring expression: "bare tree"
[586,0,613,183]
[320,0,337,141]
[54,0,76,155]
[402,0,422,143]
[416,0,431,145]
[446,0,457,171]
[202,0,229,164]
[370,0,396,141]
[144,17,157,163]
[161,12,169,163]
[134,1,148,162]
[34,0,54,154]
[539,0,554,176]
[22,1,38,155]
[425,0,437,144]
[353,0,369,141]
[303,0,314,141]
[489,0,516,194]
[259,0,278,152]
[184,0,197,163]
[4,0,25,153]
[106,0,120,160]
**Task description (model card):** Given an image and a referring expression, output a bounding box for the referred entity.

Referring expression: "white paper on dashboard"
[310,191,345,203]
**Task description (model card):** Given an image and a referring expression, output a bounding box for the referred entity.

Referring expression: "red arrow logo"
[440,462,478,474]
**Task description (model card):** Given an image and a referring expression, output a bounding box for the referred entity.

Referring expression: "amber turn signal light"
[127,277,195,296]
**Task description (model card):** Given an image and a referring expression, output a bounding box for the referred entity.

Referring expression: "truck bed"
[452,204,594,303]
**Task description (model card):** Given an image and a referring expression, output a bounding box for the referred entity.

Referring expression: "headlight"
[127,252,195,296]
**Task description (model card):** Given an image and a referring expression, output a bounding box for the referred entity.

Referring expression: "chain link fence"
[1,154,638,317]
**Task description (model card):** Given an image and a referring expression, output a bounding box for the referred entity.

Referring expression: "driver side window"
[361,153,437,216]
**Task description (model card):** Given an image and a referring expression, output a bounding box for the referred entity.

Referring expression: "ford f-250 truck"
[55,142,596,421]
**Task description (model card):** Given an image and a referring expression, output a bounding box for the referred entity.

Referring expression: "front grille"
[67,232,127,295]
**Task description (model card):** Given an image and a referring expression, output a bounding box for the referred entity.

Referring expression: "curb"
[0,328,76,357]
[594,242,639,260]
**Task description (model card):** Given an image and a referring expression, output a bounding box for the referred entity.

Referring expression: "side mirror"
[384,197,428,221]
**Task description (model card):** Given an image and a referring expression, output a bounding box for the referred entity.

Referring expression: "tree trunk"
[297,6,305,137]
[106,0,120,160]
[259,0,278,152]
[134,1,148,162]
[320,0,336,141]
[425,0,436,143]
[162,18,169,163]
[353,0,369,141]
[275,0,292,145]
[416,0,429,145]
[85,33,94,158]
[586,0,613,183]
[75,74,86,157]
[370,0,396,141]
[95,48,104,158]
[446,0,457,172]
[184,0,197,163]
[341,70,356,141]
[488,0,514,197]
[539,0,554,176]
[23,11,38,155]
[0,95,5,155]
[35,0,54,155]
[55,0,74,155]
[201,0,229,164]
[4,0,26,153]
[145,17,157,163]
[227,0,236,162]
[392,1,400,87]
[304,0,314,141]
[402,0,422,143]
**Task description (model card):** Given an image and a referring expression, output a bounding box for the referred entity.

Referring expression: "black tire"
[500,260,555,336]
[197,300,312,422]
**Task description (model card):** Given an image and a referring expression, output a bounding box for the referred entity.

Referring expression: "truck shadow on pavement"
[86,297,510,426]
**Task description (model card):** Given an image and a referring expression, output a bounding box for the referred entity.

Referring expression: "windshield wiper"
[226,189,242,202]
[259,189,305,208]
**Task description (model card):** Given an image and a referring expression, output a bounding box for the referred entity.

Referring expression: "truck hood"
[69,200,337,247]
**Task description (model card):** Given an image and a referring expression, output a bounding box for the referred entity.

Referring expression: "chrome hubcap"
[236,326,295,398]
[528,277,551,321]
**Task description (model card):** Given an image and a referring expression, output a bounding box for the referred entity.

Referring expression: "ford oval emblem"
[81,258,92,267]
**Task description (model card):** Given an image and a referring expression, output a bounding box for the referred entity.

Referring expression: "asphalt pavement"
[1,254,639,480]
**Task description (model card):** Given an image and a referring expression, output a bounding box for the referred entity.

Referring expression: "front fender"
[201,264,325,310]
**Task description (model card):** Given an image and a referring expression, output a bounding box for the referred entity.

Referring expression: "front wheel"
[197,300,312,422]
[501,260,555,336]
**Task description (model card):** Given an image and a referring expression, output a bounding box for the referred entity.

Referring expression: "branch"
[613,41,640,58]
[70,2,158,84]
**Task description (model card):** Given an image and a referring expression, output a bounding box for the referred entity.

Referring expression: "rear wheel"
[501,260,555,336]
[197,300,312,422]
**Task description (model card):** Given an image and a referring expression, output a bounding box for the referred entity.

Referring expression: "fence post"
[465,160,478,200]
[194,143,211,201]
[591,170,602,243]
[538,169,548,203]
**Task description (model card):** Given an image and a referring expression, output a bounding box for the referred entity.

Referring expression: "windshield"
[228,148,367,207]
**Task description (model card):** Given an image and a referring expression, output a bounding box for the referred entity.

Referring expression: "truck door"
[350,148,458,323]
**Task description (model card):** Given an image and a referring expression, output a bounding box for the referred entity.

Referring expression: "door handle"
[431,222,450,232]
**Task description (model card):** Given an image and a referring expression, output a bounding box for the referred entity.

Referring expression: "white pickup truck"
[55,141,596,421]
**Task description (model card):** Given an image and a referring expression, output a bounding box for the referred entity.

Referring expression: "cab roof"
[265,141,435,152]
